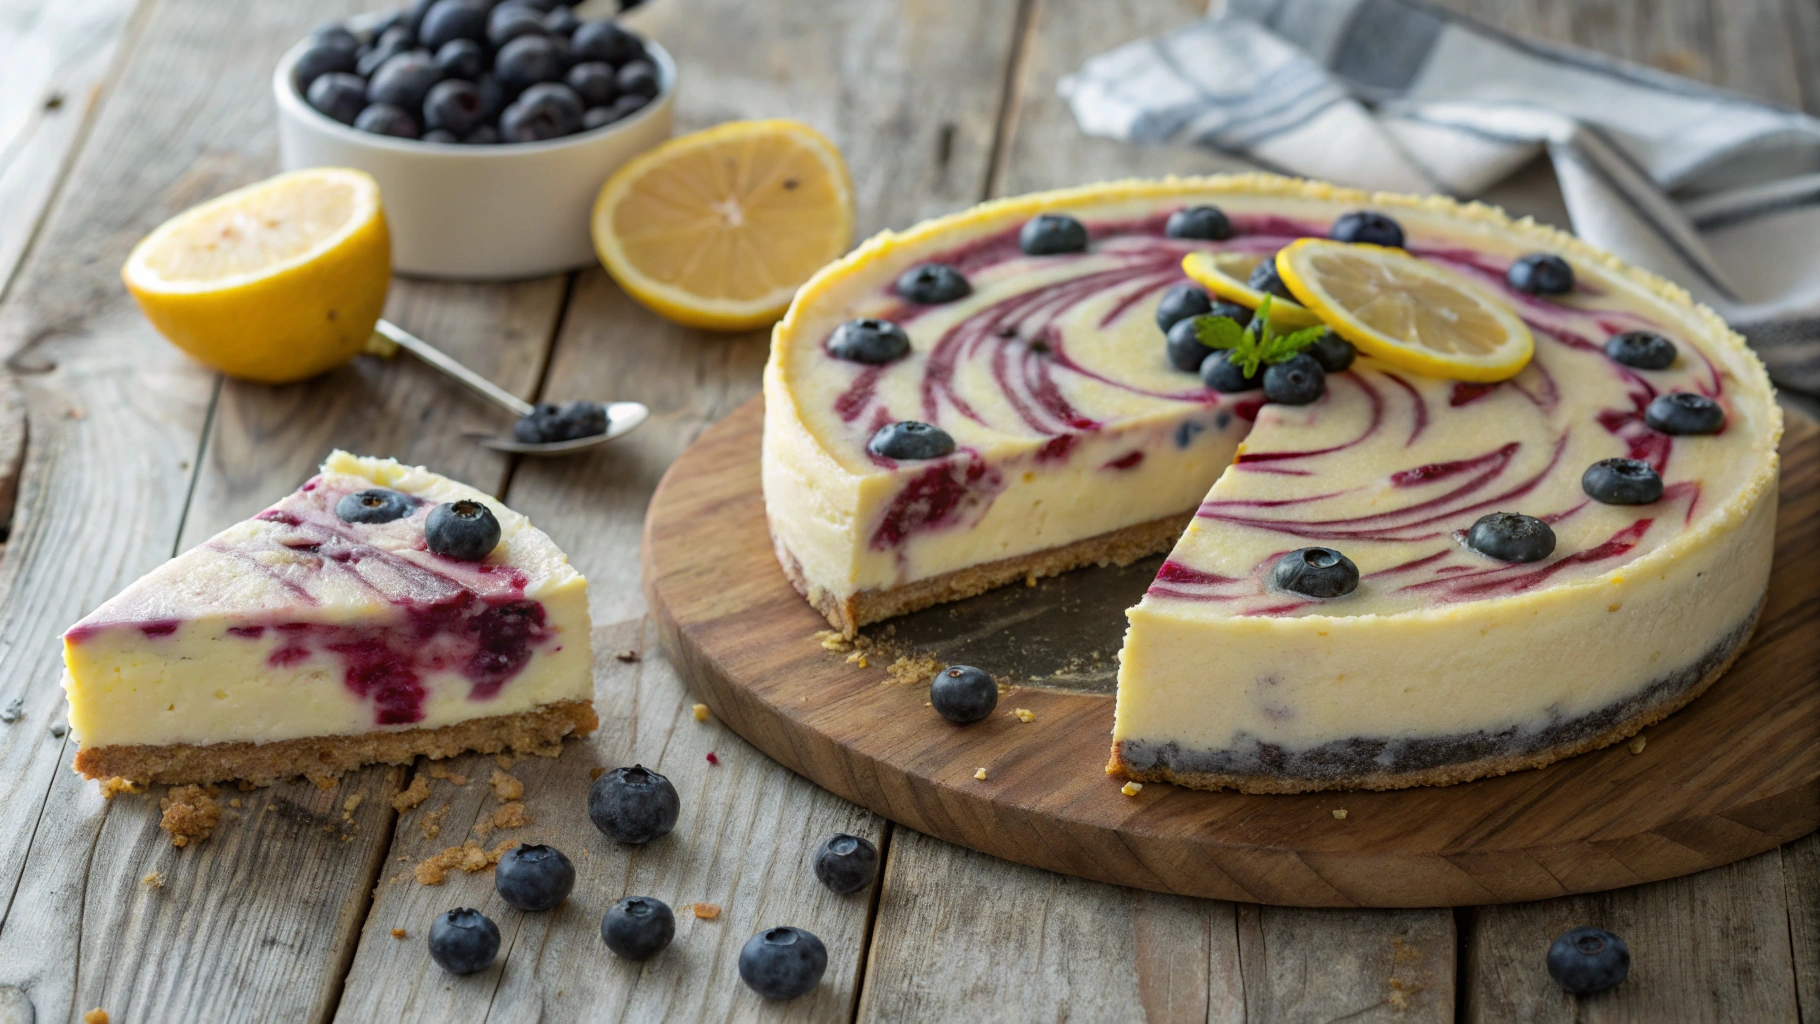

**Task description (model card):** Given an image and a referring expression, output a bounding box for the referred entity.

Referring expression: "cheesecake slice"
[62,451,596,785]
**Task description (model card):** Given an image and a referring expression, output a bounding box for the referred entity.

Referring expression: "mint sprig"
[1192,295,1327,377]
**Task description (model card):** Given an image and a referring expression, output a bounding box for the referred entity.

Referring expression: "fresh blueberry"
[582,106,620,131]
[1164,205,1232,241]
[1330,211,1404,248]
[494,843,575,911]
[513,400,606,443]
[1270,547,1359,599]
[428,908,500,975]
[1155,284,1212,333]
[1645,392,1724,435]
[419,0,488,50]
[1605,330,1677,370]
[403,0,438,38]
[608,92,649,119]
[357,26,415,77]
[307,72,368,125]
[1466,512,1556,563]
[424,499,501,560]
[434,38,486,81]
[311,23,361,54]
[1582,458,1663,505]
[1246,254,1296,301]
[566,61,618,107]
[1019,213,1088,256]
[739,927,828,1000]
[423,79,485,135]
[1207,300,1253,329]
[827,318,909,364]
[367,51,443,110]
[465,123,501,144]
[1546,926,1630,995]
[353,102,421,138]
[543,5,579,35]
[1165,318,1211,372]
[571,20,646,64]
[520,82,583,123]
[488,3,548,48]
[1201,350,1260,392]
[812,833,879,894]
[500,93,572,141]
[294,42,358,93]
[336,488,418,524]
[1263,353,1325,405]
[495,34,565,92]
[366,11,408,41]
[929,664,997,724]
[1307,332,1356,373]
[422,128,459,143]
[615,60,660,99]
[601,897,675,960]
[589,764,680,844]
[868,421,955,461]
[476,74,506,119]
[896,263,971,305]
[1507,253,1573,295]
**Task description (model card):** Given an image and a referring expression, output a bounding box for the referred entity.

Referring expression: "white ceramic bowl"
[273,38,675,279]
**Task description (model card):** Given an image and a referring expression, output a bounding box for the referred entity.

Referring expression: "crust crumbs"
[885,654,941,688]
[98,777,143,799]
[589,766,607,780]
[342,793,364,820]
[429,764,468,786]
[159,785,222,848]
[492,802,530,830]
[391,927,409,939]
[391,774,432,812]
[692,902,722,920]
[974,768,988,781]
[493,753,517,770]
[692,703,710,722]
[1120,782,1143,797]
[1629,735,1648,754]
[490,769,524,802]
[306,773,339,791]
[413,839,517,885]
[141,871,165,889]
[83,1010,109,1024]
[1013,708,1035,723]
[420,805,449,840]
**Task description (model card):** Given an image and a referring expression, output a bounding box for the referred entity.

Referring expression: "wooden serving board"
[644,397,1820,908]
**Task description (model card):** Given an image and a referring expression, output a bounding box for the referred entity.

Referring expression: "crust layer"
[72,699,599,786]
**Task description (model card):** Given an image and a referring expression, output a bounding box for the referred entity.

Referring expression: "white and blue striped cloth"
[1060,0,1820,394]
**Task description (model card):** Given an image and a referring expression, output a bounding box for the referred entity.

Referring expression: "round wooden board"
[643,397,1820,908]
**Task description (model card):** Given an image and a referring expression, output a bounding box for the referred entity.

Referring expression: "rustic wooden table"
[0,0,1815,1021]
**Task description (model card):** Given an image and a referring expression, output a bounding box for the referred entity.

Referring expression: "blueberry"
[494,843,575,911]
[357,26,415,77]
[1645,392,1724,435]
[1019,213,1088,256]
[1155,284,1212,333]
[739,927,828,1000]
[566,61,618,107]
[419,0,487,50]
[589,764,680,844]
[1466,512,1556,563]
[424,499,501,560]
[1307,332,1356,373]
[615,60,660,99]
[543,5,579,35]
[1165,318,1211,373]
[513,400,606,443]
[1546,926,1630,995]
[307,72,368,125]
[608,92,649,119]
[868,421,955,461]
[465,123,501,144]
[1507,253,1573,295]
[353,102,420,138]
[929,664,997,724]
[571,20,645,64]
[366,12,407,41]
[336,488,418,524]
[403,0,439,38]
[1207,300,1253,329]
[812,833,879,894]
[1246,254,1295,301]
[601,897,675,960]
[1329,210,1404,247]
[295,42,358,93]
[428,908,500,975]
[367,51,443,110]
[495,34,565,92]
[488,3,547,48]
[1582,458,1663,505]
[1263,352,1325,405]
[423,79,485,135]
[582,106,620,131]
[1201,350,1260,392]
[476,74,506,119]
[827,318,909,364]
[1605,330,1677,370]
[422,128,459,143]
[500,93,572,141]
[1164,205,1232,241]
[311,23,361,53]
[519,81,583,124]
[896,263,971,305]
[1270,547,1359,599]
[434,38,486,81]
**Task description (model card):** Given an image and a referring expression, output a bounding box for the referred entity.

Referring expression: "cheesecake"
[62,451,596,785]
[762,175,1780,793]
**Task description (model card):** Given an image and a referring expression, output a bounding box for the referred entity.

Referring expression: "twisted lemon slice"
[1180,250,1322,328]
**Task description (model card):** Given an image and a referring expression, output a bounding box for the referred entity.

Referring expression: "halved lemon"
[122,168,391,383]
[1275,239,1534,382]
[592,119,854,332]
[1180,250,1323,329]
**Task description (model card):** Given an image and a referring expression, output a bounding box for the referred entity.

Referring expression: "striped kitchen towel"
[1059,0,1820,394]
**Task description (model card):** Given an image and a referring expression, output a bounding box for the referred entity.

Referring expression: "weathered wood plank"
[1783,830,1820,1021]
[1241,907,1455,1023]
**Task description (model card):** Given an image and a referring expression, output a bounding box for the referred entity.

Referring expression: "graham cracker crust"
[775,512,1192,636]
[72,699,598,786]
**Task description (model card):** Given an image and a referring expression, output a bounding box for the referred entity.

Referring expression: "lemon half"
[1180,250,1323,329]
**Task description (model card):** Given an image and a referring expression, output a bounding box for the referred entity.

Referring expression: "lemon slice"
[592,119,854,332]
[1275,238,1534,382]
[122,168,391,383]
[1180,250,1323,329]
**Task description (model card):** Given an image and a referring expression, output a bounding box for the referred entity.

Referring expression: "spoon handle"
[372,319,535,418]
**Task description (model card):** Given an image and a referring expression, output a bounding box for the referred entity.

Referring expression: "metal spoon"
[370,319,649,455]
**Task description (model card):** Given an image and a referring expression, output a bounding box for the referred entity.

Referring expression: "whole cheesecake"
[762,175,1781,794]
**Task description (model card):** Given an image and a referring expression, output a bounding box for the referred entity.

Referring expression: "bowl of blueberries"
[274,0,675,279]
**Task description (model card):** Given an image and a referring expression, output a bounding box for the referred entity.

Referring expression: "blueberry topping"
[294,42,358,93]
[1155,284,1213,333]
[828,318,910,364]
[493,843,575,911]
[1329,211,1404,247]
[487,3,547,48]
[428,908,500,975]
[495,34,564,92]
[367,51,444,111]
[1270,547,1359,599]
[419,0,488,51]
[1645,392,1724,435]
[1582,458,1664,505]
[513,400,607,443]
[1546,926,1630,995]
[1246,254,1296,301]
[616,60,661,100]
[353,102,420,139]
[424,499,502,561]
[423,79,486,135]
[601,897,675,960]
[306,72,369,125]
[1165,318,1211,373]
[739,926,828,1000]
[572,20,647,64]
[588,764,680,844]
[1466,512,1556,563]
[1019,213,1088,256]
[434,38,486,80]
[1604,330,1677,370]
[929,664,997,724]
[566,61,619,107]
[812,833,879,894]
[336,488,418,524]
[1201,350,1261,393]
[1164,205,1233,241]
[1307,332,1356,373]
[1263,353,1325,405]
[1506,253,1573,295]
[896,263,971,305]
[868,421,955,461]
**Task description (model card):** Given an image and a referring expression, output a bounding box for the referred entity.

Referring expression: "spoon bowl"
[467,401,651,454]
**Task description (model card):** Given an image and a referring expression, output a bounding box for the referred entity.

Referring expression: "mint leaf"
[1258,325,1328,365]
[1193,315,1247,350]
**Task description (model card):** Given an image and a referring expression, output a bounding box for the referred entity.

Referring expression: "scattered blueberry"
[1604,330,1677,370]
[513,400,607,443]
[1019,213,1088,256]
[307,72,368,125]
[487,3,547,48]
[424,499,501,561]
[1164,205,1232,241]
[1645,392,1724,435]
[493,843,574,911]
[1201,350,1260,392]
[1546,927,1630,995]
[616,60,660,99]
[294,42,358,93]
[428,908,500,975]
[588,764,680,844]
[929,664,997,724]
[1329,211,1404,247]
[1582,458,1663,505]
[813,833,879,894]
[1466,512,1556,563]
[566,61,618,107]
[1507,253,1573,295]
[869,421,955,461]
[739,927,828,1000]
[495,34,565,92]
[1165,318,1211,373]
[419,0,487,51]
[353,101,420,138]
[434,38,486,80]
[1263,353,1325,405]
[1246,254,1296,301]
[367,51,444,110]
[337,488,418,524]
[601,897,675,960]
[1155,283,1213,333]
[1307,332,1356,373]
[543,5,579,35]
[423,79,485,135]
[896,263,971,305]
[572,20,646,64]
[827,318,910,364]
[1270,547,1360,599]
